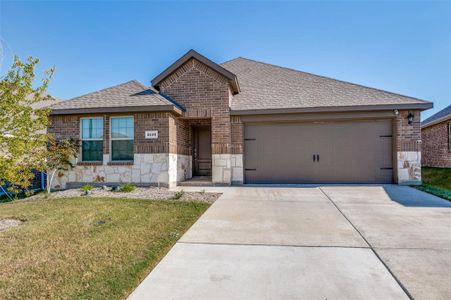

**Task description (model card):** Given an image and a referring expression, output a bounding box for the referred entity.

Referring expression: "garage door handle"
[313,155,316,162]
[317,154,320,162]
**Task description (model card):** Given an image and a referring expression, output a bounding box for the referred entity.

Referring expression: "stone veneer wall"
[176,154,192,182]
[53,154,170,189]
[395,110,422,185]
[422,121,451,168]
[231,154,243,184]
[212,154,231,185]
[52,153,192,189]
[211,154,243,185]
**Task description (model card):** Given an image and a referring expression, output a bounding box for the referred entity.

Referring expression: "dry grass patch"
[0,197,209,299]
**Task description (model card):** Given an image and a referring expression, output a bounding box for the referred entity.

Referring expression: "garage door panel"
[244,120,393,184]
[245,123,317,183]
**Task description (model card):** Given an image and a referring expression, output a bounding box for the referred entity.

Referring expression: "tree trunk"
[46,169,57,193]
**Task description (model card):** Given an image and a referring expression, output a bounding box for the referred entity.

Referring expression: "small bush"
[80,184,94,192]
[173,190,185,200]
[118,183,135,193]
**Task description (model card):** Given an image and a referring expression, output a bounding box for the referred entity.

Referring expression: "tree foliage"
[0,56,55,192]
[45,137,78,193]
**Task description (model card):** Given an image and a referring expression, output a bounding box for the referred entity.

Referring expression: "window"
[449,122,451,151]
[111,116,134,161]
[81,118,103,161]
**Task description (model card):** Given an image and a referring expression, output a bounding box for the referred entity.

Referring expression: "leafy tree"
[45,137,78,193]
[0,56,54,196]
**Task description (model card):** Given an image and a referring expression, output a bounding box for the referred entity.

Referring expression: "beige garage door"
[244,120,393,184]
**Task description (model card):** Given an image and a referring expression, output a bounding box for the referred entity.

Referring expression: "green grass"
[416,167,451,200]
[416,184,451,201]
[0,197,209,299]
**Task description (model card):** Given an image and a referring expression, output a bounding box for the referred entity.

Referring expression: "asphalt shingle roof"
[51,80,180,111]
[422,105,451,127]
[52,56,431,115]
[221,57,430,112]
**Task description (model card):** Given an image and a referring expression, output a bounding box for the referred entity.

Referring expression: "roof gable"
[152,49,240,94]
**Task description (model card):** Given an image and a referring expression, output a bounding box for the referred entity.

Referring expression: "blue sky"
[1,1,450,120]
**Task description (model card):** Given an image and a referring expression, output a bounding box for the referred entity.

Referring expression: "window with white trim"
[110,116,134,161]
[81,117,103,161]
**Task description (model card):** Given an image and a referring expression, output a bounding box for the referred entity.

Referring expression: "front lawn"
[416,167,451,200]
[0,197,209,299]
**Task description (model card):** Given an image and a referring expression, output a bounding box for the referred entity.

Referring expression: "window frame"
[80,117,104,162]
[109,115,135,162]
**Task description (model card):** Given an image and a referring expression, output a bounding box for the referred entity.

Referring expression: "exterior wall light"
[407,112,414,125]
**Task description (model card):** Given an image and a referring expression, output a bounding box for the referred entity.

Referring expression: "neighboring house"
[421,105,451,168]
[48,50,432,189]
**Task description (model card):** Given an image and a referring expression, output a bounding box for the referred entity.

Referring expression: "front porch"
[174,117,243,187]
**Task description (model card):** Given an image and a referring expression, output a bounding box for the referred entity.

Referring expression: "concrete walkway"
[129,185,451,300]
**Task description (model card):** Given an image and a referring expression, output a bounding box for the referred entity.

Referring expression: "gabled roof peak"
[152,49,240,94]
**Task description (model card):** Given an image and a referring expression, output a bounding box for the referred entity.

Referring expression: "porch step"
[178,176,214,187]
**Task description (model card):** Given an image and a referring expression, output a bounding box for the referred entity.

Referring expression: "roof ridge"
[422,104,451,125]
[220,56,244,65]
[62,80,140,103]
[130,79,148,89]
[225,57,430,104]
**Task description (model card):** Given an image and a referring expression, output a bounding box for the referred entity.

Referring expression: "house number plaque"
[145,130,158,139]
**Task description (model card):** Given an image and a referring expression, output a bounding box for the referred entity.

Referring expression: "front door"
[193,126,212,176]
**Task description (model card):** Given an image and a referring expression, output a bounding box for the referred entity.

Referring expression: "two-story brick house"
[49,50,432,189]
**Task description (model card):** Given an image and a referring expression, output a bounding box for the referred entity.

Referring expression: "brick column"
[395,110,422,185]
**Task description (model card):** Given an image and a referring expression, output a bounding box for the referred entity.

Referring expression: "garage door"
[244,120,393,184]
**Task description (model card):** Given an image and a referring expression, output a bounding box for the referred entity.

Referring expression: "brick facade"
[395,110,421,152]
[231,116,244,154]
[48,52,429,187]
[158,58,232,155]
[49,108,426,186]
[135,112,171,153]
[49,112,175,160]
[422,121,451,167]
[48,114,80,141]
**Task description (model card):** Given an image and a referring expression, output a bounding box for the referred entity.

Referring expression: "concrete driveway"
[129,185,451,300]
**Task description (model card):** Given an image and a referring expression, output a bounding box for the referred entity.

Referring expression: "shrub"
[118,183,135,193]
[173,190,184,200]
[80,184,94,192]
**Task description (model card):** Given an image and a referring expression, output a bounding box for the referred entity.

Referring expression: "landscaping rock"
[31,187,220,203]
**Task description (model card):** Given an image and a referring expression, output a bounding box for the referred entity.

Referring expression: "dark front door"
[193,126,212,176]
